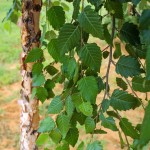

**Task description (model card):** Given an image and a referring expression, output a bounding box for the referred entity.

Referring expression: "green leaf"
[71,93,82,112]
[79,43,102,72]
[48,96,63,114]
[139,102,150,147]
[77,141,84,150]
[72,0,80,20]
[106,111,120,120]
[32,63,43,75]
[103,51,109,60]
[105,0,123,19]
[87,141,103,150]
[110,89,140,111]
[56,114,70,138]
[33,73,45,87]
[65,128,79,147]
[116,77,127,91]
[36,134,49,146]
[113,43,122,59]
[45,65,58,76]
[67,58,77,79]
[132,0,140,5]
[48,39,60,61]
[132,77,150,92]
[73,62,79,84]
[79,102,93,116]
[120,22,140,46]
[58,23,80,55]
[36,87,48,103]
[146,46,150,80]
[25,48,43,63]
[125,44,146,59]
[103,24,112,45]
[77,76,98,104]
[100,113,118,131]
[62,57,77,79]
[3,1,16,22]
[45,30,57,41]
[61,2,69,11]
[44,79,55,98]
[85,117,96,133]
[140,30,150,45]
[65,96,75,118]
[72,111,86,125]
[139,9,150,29]
[101,99,110,112]
[47,6,65,30]
[139,0,147,9]
[97,76,105,93]
[56,141,69,150]
[78,6,103,39]
[50,128,62,144]
[119,118,139,139]
[116,55,141,78]
[87,0,103,11]
[38,116,55,133]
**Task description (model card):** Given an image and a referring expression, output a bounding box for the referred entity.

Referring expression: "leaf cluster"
[7,0,150,149]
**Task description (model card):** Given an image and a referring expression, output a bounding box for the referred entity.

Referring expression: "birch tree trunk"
[19,0,42,149]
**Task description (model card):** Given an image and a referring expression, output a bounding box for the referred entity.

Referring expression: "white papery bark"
[19,0,42,149]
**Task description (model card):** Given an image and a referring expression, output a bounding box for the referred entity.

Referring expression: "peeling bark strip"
[19,0,42,149]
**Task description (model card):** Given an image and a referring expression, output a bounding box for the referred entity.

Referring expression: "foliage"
[6,0,150,149]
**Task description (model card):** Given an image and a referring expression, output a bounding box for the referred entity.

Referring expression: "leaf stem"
[115,110,130,150]
[102,45,110,52]
[124,77,145,109]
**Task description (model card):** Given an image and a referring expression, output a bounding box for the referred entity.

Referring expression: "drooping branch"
[103,16,116,100]
[95,16,116,123]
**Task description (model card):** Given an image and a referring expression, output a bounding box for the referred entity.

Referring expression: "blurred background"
[0,0,21,149]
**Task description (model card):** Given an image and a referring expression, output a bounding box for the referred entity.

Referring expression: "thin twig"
[95,16,116,122]
[102,13,109,18]
[103,16,116,100]
[102,45,110,52]
[145,92,148,101]
[115,110,130,150]
[124,78,145,109]
[124,134,130,150]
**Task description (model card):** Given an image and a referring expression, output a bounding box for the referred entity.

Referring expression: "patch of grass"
[13,134,20,149]
[4,90,19,103]
[0,18,21,64]
[0,108,5,115]
[0,0,21,87]
[0,65,20,87]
